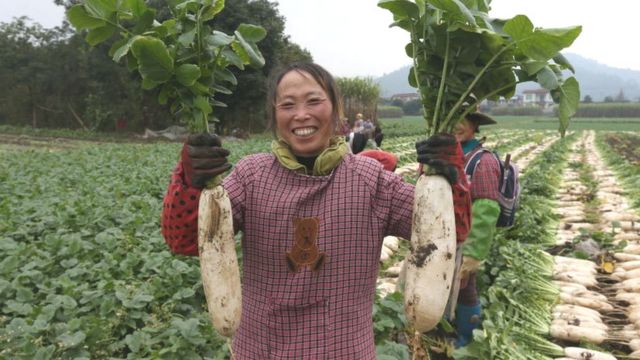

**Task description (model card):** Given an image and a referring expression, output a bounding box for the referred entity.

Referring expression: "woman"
[162,62,470,358]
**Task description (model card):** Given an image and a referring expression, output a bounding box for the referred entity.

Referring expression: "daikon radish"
[629,311,640,323]
[614,329,639,341]
[563,347,617,360]
[553,311,603,325]
[551,319,608,331]
[198,186,241,337]
[601,212,639,222]
[553,272,598,287]
[553,304,603,319]
[630,350,640,359]
[613,268,640,280]
[630,338,640,351]
[379,250,390,262]
[613,278,640,292]
[614,291,640,305]
[555,263,598,275]
[625,244,640,255]
[559,288,608,302]
[383,236,399,251]
[550,324,607,344]
[403,175,456,333]
[555,256,598,268]
[620,260,640,271]
[614,253,640,262]
[554,281,588,292]
[614,233,640,242]
[381,245,394,257]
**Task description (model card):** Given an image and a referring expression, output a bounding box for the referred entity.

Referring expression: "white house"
[522,88,554,108]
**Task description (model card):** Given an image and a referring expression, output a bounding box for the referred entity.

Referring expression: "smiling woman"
[271,64,340,157]
[161,62,472,358]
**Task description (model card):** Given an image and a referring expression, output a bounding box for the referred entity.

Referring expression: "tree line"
[0,0,312,134]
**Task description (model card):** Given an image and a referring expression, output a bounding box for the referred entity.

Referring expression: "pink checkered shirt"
[465,146,500,202]
[220,153,413,359]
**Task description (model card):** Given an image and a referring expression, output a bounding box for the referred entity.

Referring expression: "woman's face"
[453,119,476,143]
[275,70,335,157]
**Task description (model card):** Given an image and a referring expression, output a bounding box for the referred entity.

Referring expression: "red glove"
[416,133,471,243]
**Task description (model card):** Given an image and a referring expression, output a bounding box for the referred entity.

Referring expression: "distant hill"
[375,53,640,102]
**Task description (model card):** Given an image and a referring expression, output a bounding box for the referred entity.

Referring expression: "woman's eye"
[306,98,322,106]
[278,103,294,110]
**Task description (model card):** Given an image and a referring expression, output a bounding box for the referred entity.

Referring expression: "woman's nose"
[292,105,309,120]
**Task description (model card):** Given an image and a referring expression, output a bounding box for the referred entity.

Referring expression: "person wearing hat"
[451,112,501,347]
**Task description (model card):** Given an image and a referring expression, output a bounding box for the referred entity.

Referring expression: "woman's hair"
[266,62,343,137]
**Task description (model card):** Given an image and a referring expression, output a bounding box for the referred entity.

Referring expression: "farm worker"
[452,112,501,347]
[352,113,365,133]
[373,125,384,147]
[161,62,471,359]
[346,130,368,154]
[338,117,351,136]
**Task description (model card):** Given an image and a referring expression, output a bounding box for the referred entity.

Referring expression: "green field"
[380,115,640,135]
[1,127,640,359]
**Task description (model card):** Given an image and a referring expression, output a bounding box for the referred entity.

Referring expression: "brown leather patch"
[285,217,326,272]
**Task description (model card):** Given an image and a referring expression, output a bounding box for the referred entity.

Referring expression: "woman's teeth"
[293,127,316,136]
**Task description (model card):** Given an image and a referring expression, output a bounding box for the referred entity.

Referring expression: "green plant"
[378,0,581,136]
[67,0,266,133]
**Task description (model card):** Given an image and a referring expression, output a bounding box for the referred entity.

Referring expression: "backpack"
[464,148,521,228]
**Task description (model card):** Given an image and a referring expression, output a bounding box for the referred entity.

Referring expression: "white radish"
[553,272,598,287]
[614,329,639,341]
[620,260,640,271]
[553,304,603,319]
[198,186,242,337]
[553,312,604,324]
[555,263,597,275]
[614,233,640,242]
[555,256,598,268]
[381,245,394,257]
[613,268,640,281]
[550,324,607,344]
[630,338,640,351]
[383,236,399,251]
[613,278,640,292]
[551,319,608,331]
[554,281,588,292]
[403,175,456,333]
[563,346,617,360]
[630,350,640,359]
[614,291,640,305]
[559,289,608,303]
[379,250,390,262]
[625,244,640,255]
[601,212,639,222]
[614,253,640,262]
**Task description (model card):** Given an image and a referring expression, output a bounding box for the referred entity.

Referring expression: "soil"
[0,133,175,151]
[604,133,640,164]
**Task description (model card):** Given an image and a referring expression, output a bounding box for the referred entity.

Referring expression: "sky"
[2,0,639,77]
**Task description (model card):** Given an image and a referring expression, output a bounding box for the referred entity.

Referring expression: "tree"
[582,95,593,103]
[210,0,312,133]
[603,96,614,103]
[614,89,627,103]
[336,77,380,125]
[391,99,404,107]
[54,0,312,133]
[402,99,422,116]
